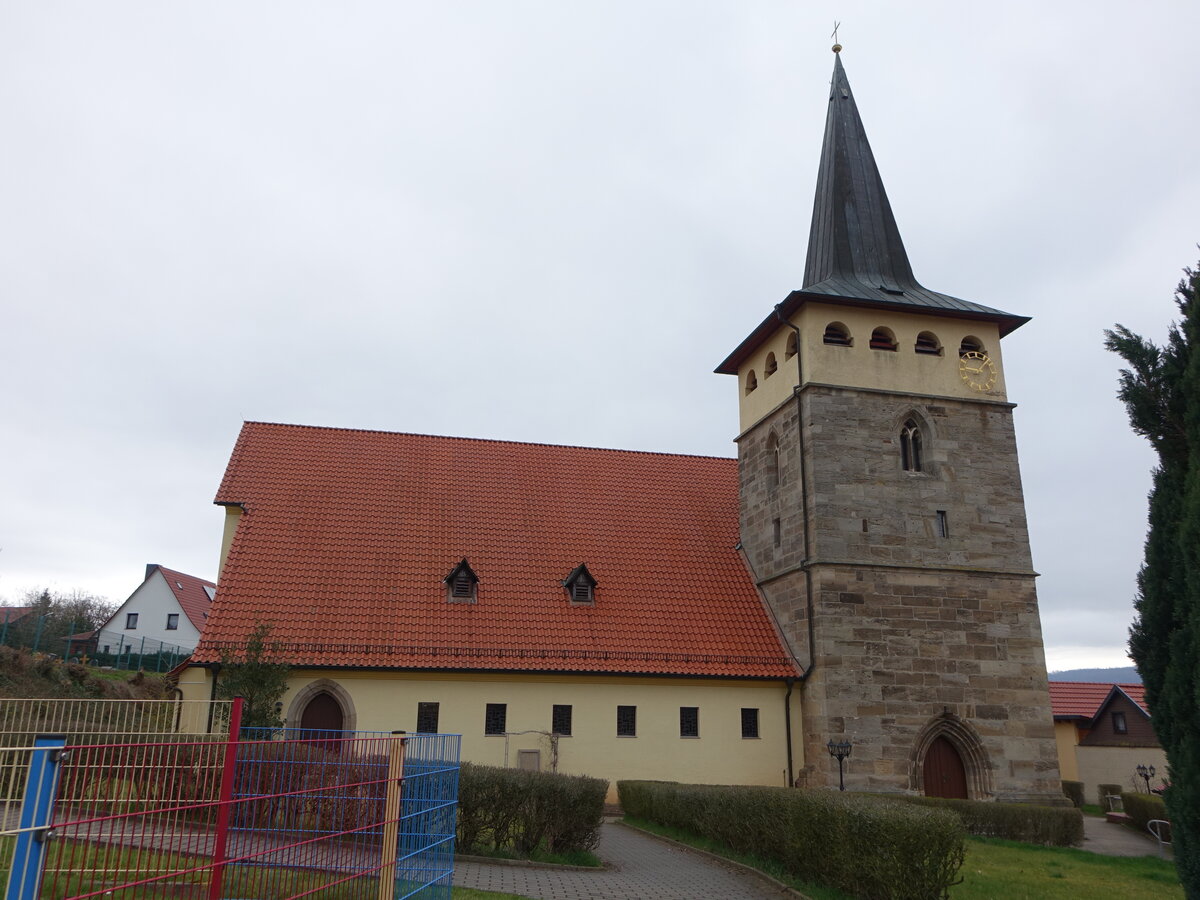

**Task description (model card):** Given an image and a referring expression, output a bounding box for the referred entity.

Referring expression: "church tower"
[717,49,1063,801]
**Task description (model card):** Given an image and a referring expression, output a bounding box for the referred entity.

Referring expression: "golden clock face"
[959,351,997,391]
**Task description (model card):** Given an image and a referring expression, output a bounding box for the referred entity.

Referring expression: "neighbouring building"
[1049,681,1165,803]
[90,564,216,661]
[181,47,1064,803]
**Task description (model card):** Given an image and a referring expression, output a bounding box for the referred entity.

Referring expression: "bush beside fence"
[456,763,606,856]
[891,795,1083,846]
[1121,792,1167,834]
[618,780,965,900]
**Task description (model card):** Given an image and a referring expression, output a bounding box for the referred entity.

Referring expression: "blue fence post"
[5,735,67,900]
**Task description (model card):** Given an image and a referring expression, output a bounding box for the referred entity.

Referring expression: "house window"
[165,614,179,630]
[915,331,942,355]
[900,419,923,472]
[1112,711,1128,734]
[680,707,699,738]
[444,558,479,603]
[484,703,506,735]
[764,352,778,378]
[617,705,637,737]
[741,708,760,739]
[552,704,573,736]
[823,322,852,346]
[125,613,138,630]
[936,510,949,538]
[870,327,897,351]
[417,702,440,733]
[745,370,758,394]
[785,331,798,359]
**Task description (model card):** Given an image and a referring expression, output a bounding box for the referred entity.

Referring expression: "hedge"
[1061,780,1085,808]
[892,795,1083,847]
[618,780,964,900]
[1121,792,1168,835]
[456,763,607,855]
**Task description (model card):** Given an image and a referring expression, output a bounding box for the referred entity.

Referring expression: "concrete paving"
[453,821,794,900]
[1079,813,1172,859]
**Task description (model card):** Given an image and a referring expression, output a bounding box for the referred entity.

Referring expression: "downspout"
[207,663,221,734]
[784,677,795,786]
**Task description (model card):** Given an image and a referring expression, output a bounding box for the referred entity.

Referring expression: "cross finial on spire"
[831,21,842,53]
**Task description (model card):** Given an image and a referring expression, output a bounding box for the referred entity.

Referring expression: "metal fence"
[0,699,460,899]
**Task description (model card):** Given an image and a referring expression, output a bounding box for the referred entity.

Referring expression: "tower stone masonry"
[718,50,1063,802]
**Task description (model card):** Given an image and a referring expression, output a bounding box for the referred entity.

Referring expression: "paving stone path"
[1079,813,1172,858]
[454,821,793,900]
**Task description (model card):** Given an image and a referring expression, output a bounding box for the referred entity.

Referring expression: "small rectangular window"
[616,705,637,737]
[125,613,138,630]
[741,708,760,739]
[1112,711,1128,734]
[165,613,179,630]
[552,704,573,736]
[417,702,440,733]
[680,707,699,738]
[772,518,781,547]
[484,703,506,735]
[936,510,949,538]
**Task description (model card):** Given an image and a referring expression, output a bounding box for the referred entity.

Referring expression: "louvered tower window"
[915,331,942,355]
[823,322,852,346]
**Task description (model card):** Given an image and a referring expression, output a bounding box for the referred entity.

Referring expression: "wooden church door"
[299,691,344,750]
[923,736,968,799]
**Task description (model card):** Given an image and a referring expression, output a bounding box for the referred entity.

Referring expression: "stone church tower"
[717,50,1063,802]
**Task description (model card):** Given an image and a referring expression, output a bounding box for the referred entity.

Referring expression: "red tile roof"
[195,422,800,678]
[1048,681,1147,719]
[153,565,216,631]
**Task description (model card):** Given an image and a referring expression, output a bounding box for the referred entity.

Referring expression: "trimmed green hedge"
[456,763,606,855]
[618,780,965,900]
[1121,792,1167,834]
[892,795,1083,847]
[1061,780,1085,808]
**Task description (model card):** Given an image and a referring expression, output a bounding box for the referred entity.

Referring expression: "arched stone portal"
[287,678,357,734]
[911,711,993,800]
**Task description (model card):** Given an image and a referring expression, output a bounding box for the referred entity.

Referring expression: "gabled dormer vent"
[444,558,479,603]
[562,564,598,605]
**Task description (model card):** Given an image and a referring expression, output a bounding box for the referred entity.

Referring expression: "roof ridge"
[240,420,736,463]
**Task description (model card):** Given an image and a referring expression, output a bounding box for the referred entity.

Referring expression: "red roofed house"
[1049,682,1164,802]
[181,50,1065,803]
[92,564,215,660]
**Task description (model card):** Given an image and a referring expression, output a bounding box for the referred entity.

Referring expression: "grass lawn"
[953,837,1181,899]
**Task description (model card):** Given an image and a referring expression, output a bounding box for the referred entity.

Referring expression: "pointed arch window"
[764,352,778,378]
[444,558,479,603]
[563,564,597,605]
[785,332,798,359]
[900,419,923,473]
[745,370,758,394]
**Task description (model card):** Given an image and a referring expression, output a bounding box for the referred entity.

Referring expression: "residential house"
[91,564,215,661]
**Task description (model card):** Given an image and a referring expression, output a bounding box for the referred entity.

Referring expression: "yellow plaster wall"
[218,506,242,580]
[1054,722,1081,782]
[737,303,1007,432]
[1075,746,1169,805]
[179,667,802,802]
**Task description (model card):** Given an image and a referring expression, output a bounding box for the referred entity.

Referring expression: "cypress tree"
[1105,259,1200,895]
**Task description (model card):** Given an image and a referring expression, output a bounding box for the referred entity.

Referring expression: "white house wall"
[98,572,202,654]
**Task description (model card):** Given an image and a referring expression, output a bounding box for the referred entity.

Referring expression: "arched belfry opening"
[911,712,993,800]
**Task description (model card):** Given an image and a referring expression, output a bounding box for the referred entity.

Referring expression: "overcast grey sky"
[3,2,1197,672]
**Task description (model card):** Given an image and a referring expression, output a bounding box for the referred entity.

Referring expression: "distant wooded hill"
[1048,666,1141,683]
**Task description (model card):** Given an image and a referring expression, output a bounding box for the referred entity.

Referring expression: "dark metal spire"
[803,52,916,294]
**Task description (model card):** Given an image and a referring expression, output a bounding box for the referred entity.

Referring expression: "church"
[180,48,1064,804]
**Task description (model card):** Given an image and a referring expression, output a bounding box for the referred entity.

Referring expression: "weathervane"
[831,21,842,53]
